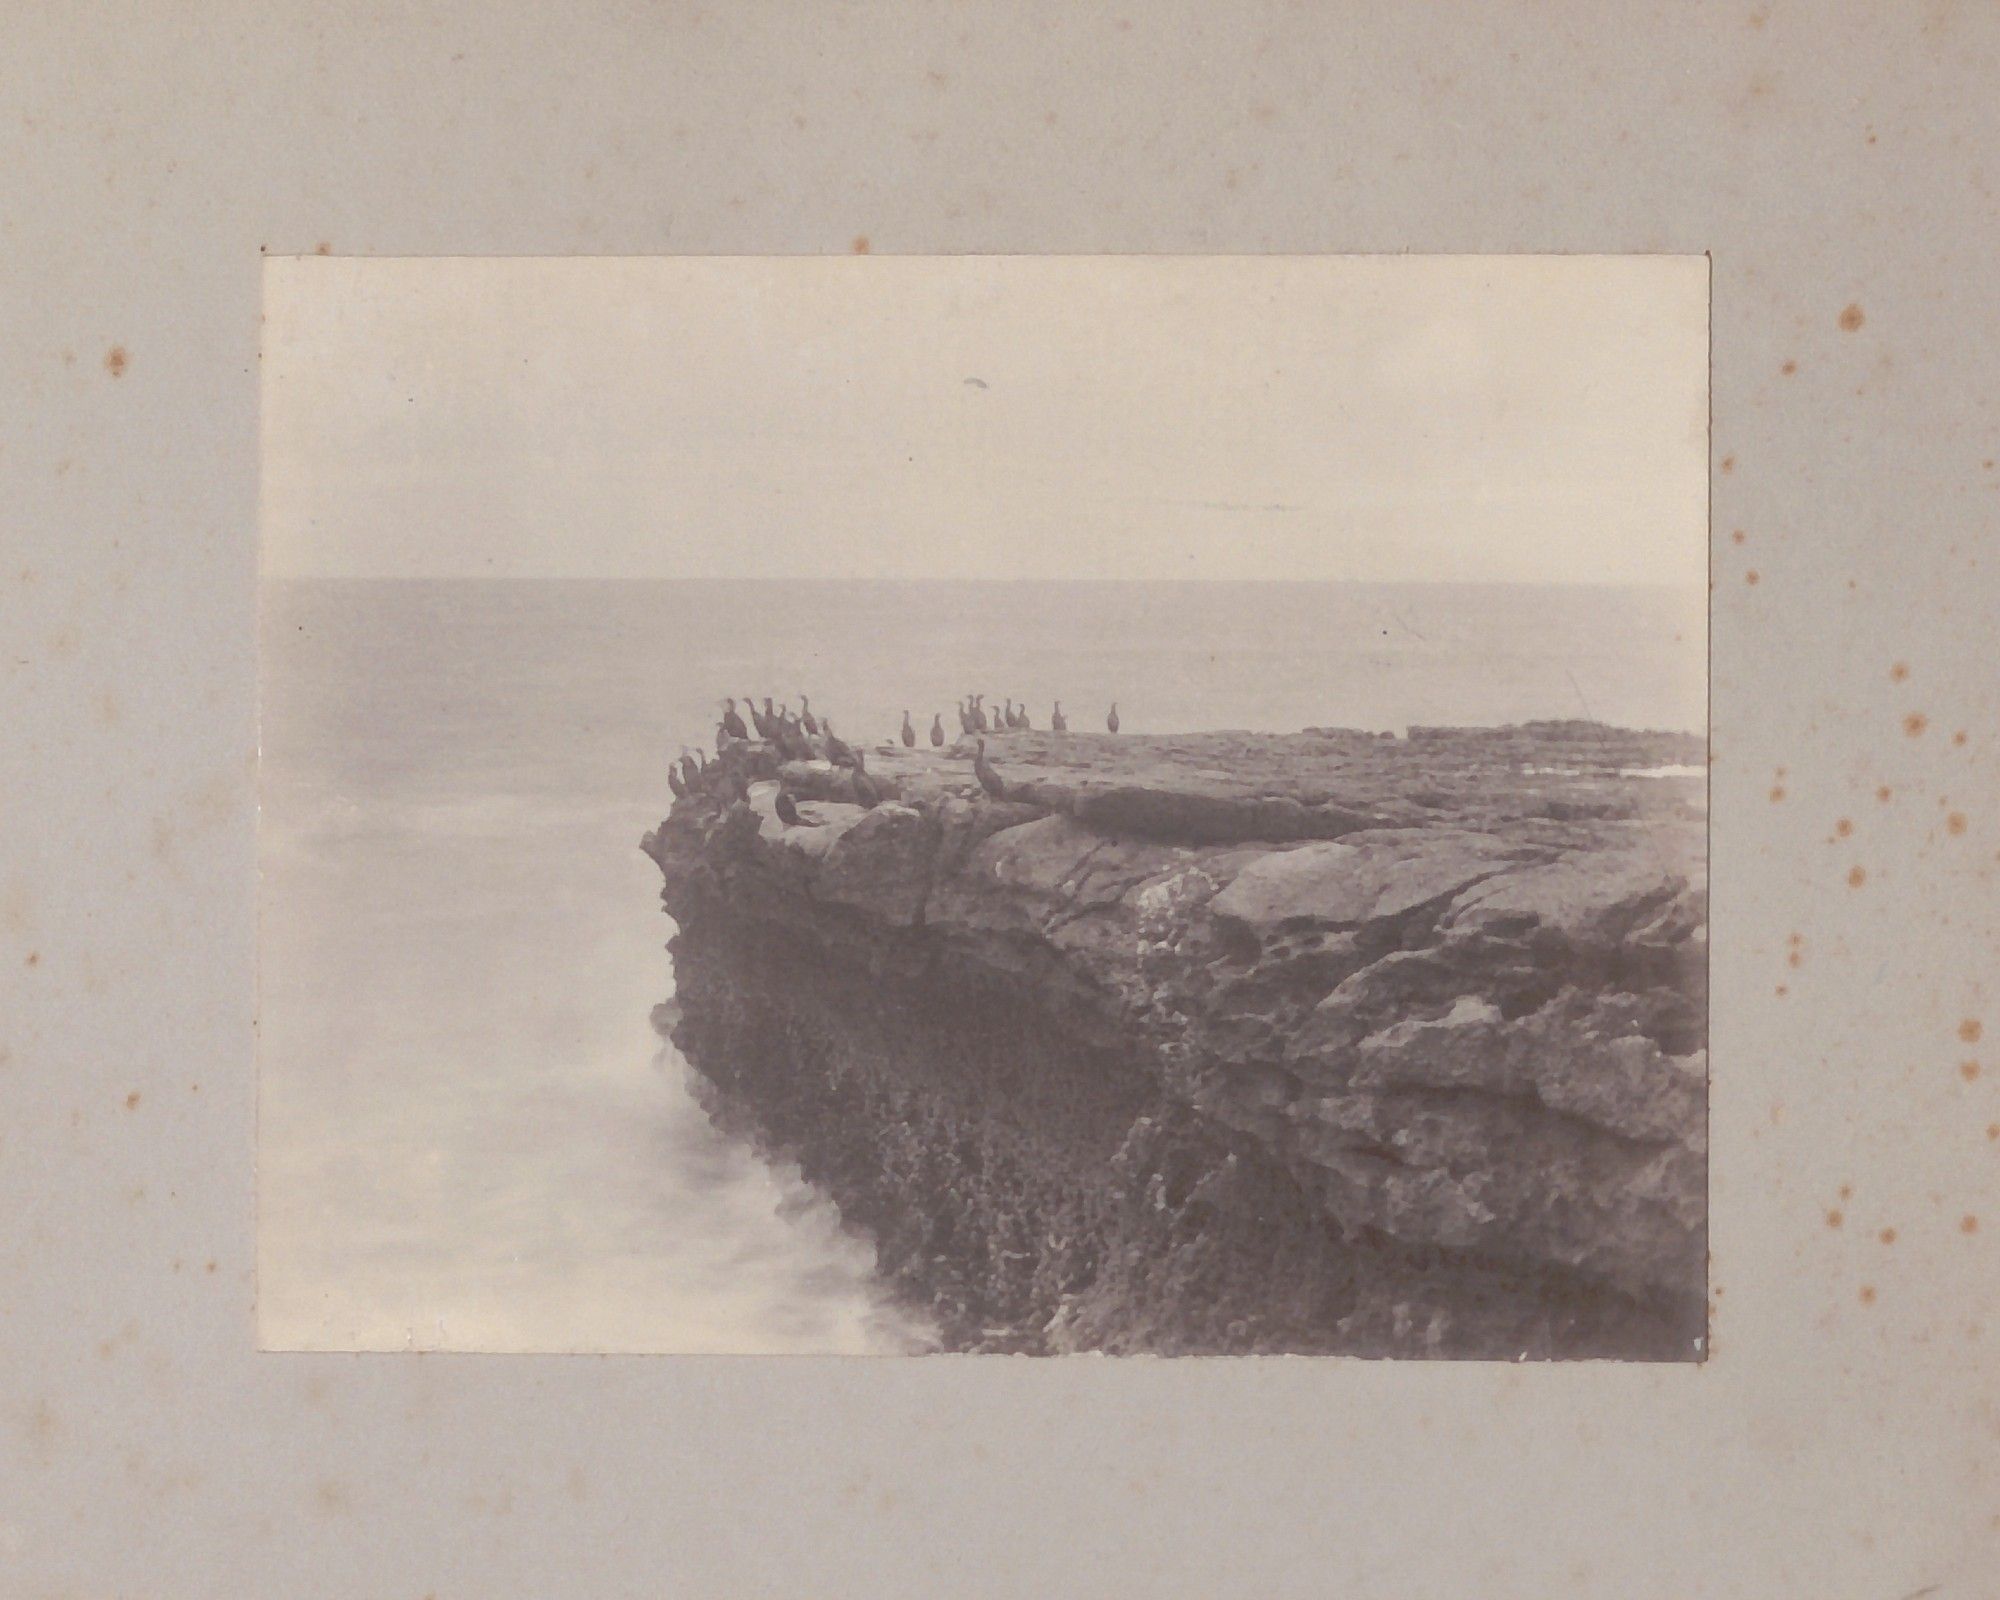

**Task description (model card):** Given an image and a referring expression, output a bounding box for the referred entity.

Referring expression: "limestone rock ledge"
[643,724,1707,1358]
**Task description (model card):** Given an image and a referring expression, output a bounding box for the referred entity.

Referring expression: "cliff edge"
[644,724,1707,1358]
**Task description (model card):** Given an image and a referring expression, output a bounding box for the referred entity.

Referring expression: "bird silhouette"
[931,712,946,747]
[721,698,749,741]
[1050,701,1067,732]
[851,751,882,808]
[971,696,989,733]
[799,695,819,737]
[957,698,974,734]
[973,737,1007,800]
[774,787,813,828]
[901,710,916,747]
[1106,702,1121,734]
[667,756,688,800]
[822,718,859,769]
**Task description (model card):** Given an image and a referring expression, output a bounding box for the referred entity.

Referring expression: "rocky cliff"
[643,723,1707,1358]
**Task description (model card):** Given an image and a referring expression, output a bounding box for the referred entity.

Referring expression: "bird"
[971,696,989,733]
[721,698,749,742]
[667,758,688,800]
[751,697,775,740]
[1000,697,1014,730]
[822,718,858,769]
[851,752,881,809]
[679,750,702,790]
[901,710,916,748]
[930,712,945,747]
[973,738,1007,800]
[1050,701,1067,732]
[957,698,974,734]
[799,695,819,737]
[1012,702,1031,730]
[773,787,812,828]
[1106,702,1121,733]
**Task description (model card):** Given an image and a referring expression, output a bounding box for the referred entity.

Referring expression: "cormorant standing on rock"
[1013,702,1031,730]
[822,719,858,769]
[971,696,989,733]
[901,710,916,748]
[667,760,687,800]
[930,712,946,747]
[1051,701,1067,732]
[851,752,881,809]
[1000,697,1014,730]
[679,750,702,790]
[721,698,749,742]
[957,699,973,734]
[973,738,1007,800]
[773,787,813,828]
[1107,702,1121,733]
[799,695,819,737]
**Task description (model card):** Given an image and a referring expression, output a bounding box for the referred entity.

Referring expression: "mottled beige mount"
[646,725,1707,1356]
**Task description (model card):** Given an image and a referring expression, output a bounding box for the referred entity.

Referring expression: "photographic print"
[257,254,1707,1357]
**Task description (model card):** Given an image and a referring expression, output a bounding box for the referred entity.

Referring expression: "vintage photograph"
[258,254,1708,1358]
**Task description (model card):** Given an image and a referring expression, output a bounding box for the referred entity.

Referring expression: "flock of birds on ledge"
[664,693,1122,826]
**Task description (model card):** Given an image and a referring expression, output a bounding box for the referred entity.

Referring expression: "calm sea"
[256,578,1704,1352]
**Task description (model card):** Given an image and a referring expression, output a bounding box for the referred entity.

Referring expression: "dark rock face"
[644,725,1707,1358]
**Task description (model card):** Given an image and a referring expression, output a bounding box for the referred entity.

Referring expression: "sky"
[260,254,1708,587]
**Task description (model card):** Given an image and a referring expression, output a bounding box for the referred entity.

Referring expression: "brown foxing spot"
[1788,950,1802,968]
[1826,1208,1844,1228]
[1745,570,1760,586]
[1720,454,1736,473]
[1840,1184,1854,1201]
[25,951,38,967]
[1858,1284,1877,1305]
[1890,662,1909,682]
[1770,784,1785,801]
[1947,812,1968,835]
[1775,984,1788,996]
[1987,1124,1999,1141]
[124,1091,140,1110]
[1904,712,1928,736]
[851,235,870,254]
[1731,529,1746,544]
[1954,730,1968,746]
[1781,359,1797,375]
[1847,865,1867,888]
[104,345,128,377]
[1838,303,1866,332]
[1961,1019,1984,1044]
[1835,818,1854,837]
[1965,1061,1983,1082]
[1879,1227,1897,1244]
[1964,1215,1981,1234]
[1877,785,1893,802]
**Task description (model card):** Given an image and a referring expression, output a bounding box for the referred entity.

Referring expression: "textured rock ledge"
[644,723,1707,1358]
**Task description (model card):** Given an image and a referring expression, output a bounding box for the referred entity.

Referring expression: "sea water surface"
[256,578,1704,1352]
